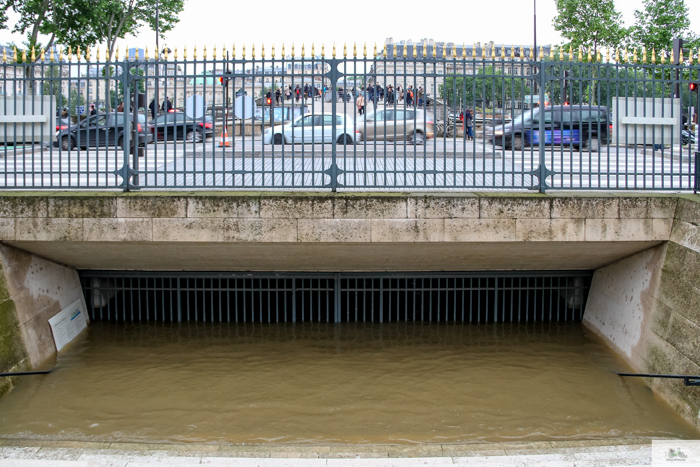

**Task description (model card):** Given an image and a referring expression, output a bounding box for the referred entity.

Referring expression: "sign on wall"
[48,299,88,351]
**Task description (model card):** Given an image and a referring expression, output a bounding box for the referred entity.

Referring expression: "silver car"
[263,114,358,144]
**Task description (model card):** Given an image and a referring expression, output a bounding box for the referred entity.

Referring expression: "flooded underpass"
[0,271,697,445]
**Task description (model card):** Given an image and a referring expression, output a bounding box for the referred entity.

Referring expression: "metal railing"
[1,44,698,192]
[80,271,591,324]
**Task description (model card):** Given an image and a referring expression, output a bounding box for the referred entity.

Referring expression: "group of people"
[362,84,425,109]
[269,84,322,104]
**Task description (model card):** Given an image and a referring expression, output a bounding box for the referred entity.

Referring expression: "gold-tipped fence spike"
[31,46,35,62]
[354,42,357,58]
[549,46,553,60]
[271,45,274,59]
[251,44,254,59]
[213,45,216,58]
[96,47,100,61]
[511,45,515,60]
[423,41,428,58]
[2,48,6,63]
[135,47,140,61]
[311,43,315,57]
[529,45,534,60]
[385,44,388,58]
[113,46,117,60]
[689,49,694,65]
[50,47,54,62]
[241,44,245,58]
[320,44,323,57]
[660,49,666,64]
[414,43,418,58]
[462,43,466,59]
[679,48,684,64]
[481,46,485,59]
[443,45,448,58]
[623,46,628,62]
[577,46,582,62]
[500,46,505,60]
[403,44,408,58]
[633,47,637,64]
[393,43,397,58]
[13,47,17,63]
[154,48,158,60]
[222,45,226,59]
[333,43,336,58]
[559,45,564,61]
[105,47,110,61]
[374,43,378,58]
[651,48,656,64]
[568,45,573,61]
[473,44,477,59]
[597,50,601,62]
[587,48,592,62]
[615,47,620,63]
[232,44,236,59]
[22,48,27,62]
[40,47,45,61]
[261,44,264,59]
[173,47,177,60]
[194,45,198,59]
[670,48,675,64]
[539,46,544,60]
[489,46,494,59]
[344,42,347,58]
[363,43,367,58]
[204,45,207,59]
[281,44,284,58]
[454,46,458,58]
[301,44,305,57]
[642,47,647,64]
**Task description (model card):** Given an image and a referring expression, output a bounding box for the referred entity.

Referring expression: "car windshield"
[512,108,539,126]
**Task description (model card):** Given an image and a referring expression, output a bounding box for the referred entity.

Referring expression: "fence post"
[537,61,548,193]
[115,60,133,191]
[695,151,700,194]
[323,58,344,192]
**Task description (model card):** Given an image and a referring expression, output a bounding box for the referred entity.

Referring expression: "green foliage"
[631,0,699,53]
[552,0,629,57]
[440,66,532,109]
[41,64,68,106]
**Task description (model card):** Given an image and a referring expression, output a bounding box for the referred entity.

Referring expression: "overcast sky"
[1,0,699,55]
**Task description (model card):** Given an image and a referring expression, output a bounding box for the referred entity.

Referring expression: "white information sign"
[185,94,206,119]
[48,299,88,352]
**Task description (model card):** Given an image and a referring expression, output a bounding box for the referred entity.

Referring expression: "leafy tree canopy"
[552,0,629,56]
[631,0,699,53]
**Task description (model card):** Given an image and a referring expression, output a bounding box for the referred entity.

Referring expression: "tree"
[87,0,185,62]
[440,66,532,110]
[552,0,629,58]
[0,0,100,54]
[42,64,68,107]
[631,0,699,54]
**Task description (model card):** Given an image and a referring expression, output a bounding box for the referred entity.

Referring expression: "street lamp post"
[533,0,538,93]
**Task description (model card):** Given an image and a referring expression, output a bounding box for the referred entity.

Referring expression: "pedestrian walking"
[149,98,157,120]
[356,93,365,115]
[89,104,97,116]
[417,86,424,107]
[464,109,474,141]
[117,101,124,112]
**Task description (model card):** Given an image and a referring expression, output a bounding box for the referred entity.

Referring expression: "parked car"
[263,114,358,144]
[56,112,153,150]
[356,109,434,144]
[488,105,610,151]
[150,112,214,142]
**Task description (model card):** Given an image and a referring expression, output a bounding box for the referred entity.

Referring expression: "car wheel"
[186,130,203,143]
[512,135,524,150]
[273,133,284,145]
[117,136,124,149]
[410,130,425,145]
[587,137,600,152]
[61,136,74,151]
[337,134,353,145]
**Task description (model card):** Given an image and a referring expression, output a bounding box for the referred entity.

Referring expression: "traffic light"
[219,76,229,86]
[691,83,699,93]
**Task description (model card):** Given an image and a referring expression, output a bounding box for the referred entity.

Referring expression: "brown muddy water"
[0,322,697,445]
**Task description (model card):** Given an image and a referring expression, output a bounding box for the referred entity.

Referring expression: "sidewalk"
[0,439,652,466]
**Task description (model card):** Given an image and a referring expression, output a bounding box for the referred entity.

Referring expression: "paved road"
[0,139,695,190]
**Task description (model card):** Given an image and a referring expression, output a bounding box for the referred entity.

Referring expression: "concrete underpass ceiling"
[5,241,663,272]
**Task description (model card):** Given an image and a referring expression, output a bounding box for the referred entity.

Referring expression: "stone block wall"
[0,244,84,396]
[584,196,700,430]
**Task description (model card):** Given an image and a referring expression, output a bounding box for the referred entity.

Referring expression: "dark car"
[56,112,153,150]
[150,112,214,142]
[490,105,610,151]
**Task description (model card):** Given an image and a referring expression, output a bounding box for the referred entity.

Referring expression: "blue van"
[489,105,610,151]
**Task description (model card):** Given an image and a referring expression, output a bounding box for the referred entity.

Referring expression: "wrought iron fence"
[1,44,699,192]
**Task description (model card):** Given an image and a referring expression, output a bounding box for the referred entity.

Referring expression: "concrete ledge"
[0,192,690,271]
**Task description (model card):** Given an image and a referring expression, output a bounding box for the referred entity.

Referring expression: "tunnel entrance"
[80,271,592,324]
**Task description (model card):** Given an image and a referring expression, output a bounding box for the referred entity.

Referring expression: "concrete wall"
[0,193,678,271]
[584,196,700,431]
[0,244,84,395]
